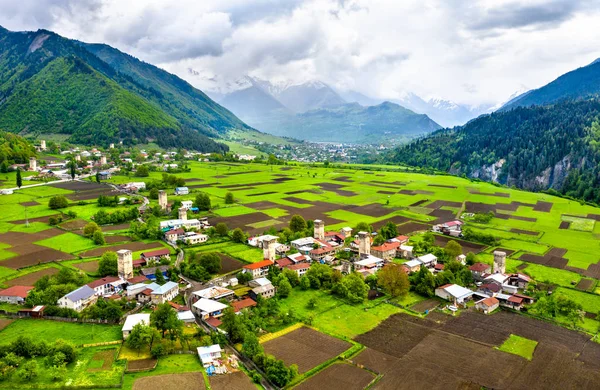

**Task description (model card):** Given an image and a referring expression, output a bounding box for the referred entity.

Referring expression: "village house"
[87,276,124,296]
[475,297,499,314]
[141,248,171,264]
[287,253,309,264]
[0,286,33,305]
[354,255,385,272]
[181,200,193,210]
[370,241,400,261]
[286,263,310,277]
[435,284,474,306]
[193,298,228,320]
[483,273,510,288]
[242,260,274,279]
[150,281,179,305]
[275,258,294,268]
[250,283,277,300]
[183,232,208,245]
[197,345,223,367]
[97,171,111,180]
[231,298,257,313]
[165,228,185,243]
[435,220,464,236]
[175,187,189,195]
[178,310,195,323]
[403,259,422,273]
[58,285,98,312]
[309,243,336,261]
[126,282,158,299]
[192,286,235,302]
[469,263,492,281]
[122,313,151,339]
[417,253,438,268]
[136,286,160,304]
[159,218,202,230]
[433,263,445,273]
[507,273,531,289]
[477,283,502,296]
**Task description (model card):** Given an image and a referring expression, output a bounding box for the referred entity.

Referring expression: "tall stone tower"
[178,207,187,221]
[100,155,107,165]
[493,251,506,274]
[358,231,370,255]
[314,219,325,240]
[40,140,46,151]
[117,249,133,279]
[158,190,168,211]
[263,236,277,261]
[29,157,36,171]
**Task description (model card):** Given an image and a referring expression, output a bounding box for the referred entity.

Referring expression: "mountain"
[0,26,250,151]
[274,80,346,113]
[501,59,600,110]
[337,90,384,107]
[262,101,441,143]
[389,99,600,202]
[0,131,36,164]
[218,79,292,120]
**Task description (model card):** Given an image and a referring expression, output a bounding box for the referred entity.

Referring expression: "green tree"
[125,324,151,355]
[289,215,307,232]
[149,188,159,199]
[48,195,69,209]
[215,222,228,237]
[278,277,292,298]
[93,230,105,245]
[195,193,211,211]
[224,192,235,204]
[150,303,183,338]
[197,253,222,274]
[378,264,410,298]
[444,240,463,260]
[17,360,38,381]
[231,228,246,243]
[154,270,166,285]
[380,221,399,239]
[355,221,371,233]
[15,168,22,188]
[83,222,100,237]
[242,332,263,358]
[282,268,299,286]
[95,171,100,183]
[69,160,76,180]
[300,275,311,290]
[220,308,246,343]
[135,165,149,177]
[373,234,385,246]
[98,251,118,276]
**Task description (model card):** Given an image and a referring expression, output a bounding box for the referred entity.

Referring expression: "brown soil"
[127,359,158,371]
[224,170,261,176]
[217,254,244,274]
[247,191,277,197]
[243,201,283,210]
[87,349,115,372]
[282,197,313,205]
[363,182,403,190]
[315,182,357,197]
[468,189,510,197]
[575,279,594,291]
[493,247,516,256]
[0,319,14,331]
[427,184,457,189]
[67,188,119,201]
[352,348,399,374]
[209,371,255,390]
[104,235,132,244]
[519,247,569,270]
[434,235,486,254]
[427,200,463,208]
[398,189,434,195]
[73,260,99,273]
[9,215,60,225]
[510,228,538,236]
[284,189,318,195]
[347,204,397,218]
[262,327,351,374]
[295,363,374,390]
[19,201,40,206]
[377,190,396,195]
[533,201,554,212]
[102,223,131,231]
[1,246,73,269]
[396,222,431,235]
[60,219,89,231]
[428,208,456,222]
[4,267,59,286]
[410,299,441,313]
[79,242,163,257]
[333,176,353,182]
[371,180,407,186]
[132,372,204,390]
[584,262,600,279]
[50,181,107,191]
[409,199,429,207]
[559,221,570,229]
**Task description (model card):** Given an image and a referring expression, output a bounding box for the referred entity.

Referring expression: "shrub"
[48,196,69,210]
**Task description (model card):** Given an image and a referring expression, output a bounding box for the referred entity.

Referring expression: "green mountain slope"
[0,131,36,164]
[502,60,600,110]
[0,26,249,151]
[389,99,600,203]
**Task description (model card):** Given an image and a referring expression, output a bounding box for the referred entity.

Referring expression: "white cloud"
[0,0,599,105]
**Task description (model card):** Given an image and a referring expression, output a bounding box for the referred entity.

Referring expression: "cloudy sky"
[1,0,600,105]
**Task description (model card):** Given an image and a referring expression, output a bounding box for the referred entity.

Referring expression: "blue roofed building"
[150,281,179,305]
[58,285,98,312]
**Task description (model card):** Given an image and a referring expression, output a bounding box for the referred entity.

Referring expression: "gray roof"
[64,285,95,302]
[140,265,170,276]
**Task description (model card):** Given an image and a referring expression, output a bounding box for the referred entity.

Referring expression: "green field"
[496,334,538,360]
[0,319,122,345]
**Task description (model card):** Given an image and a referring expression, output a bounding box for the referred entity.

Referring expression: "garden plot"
[352,348,399,374]
[295,363,374,390]
[396,222,431,235]
[216,254,244,274]
[315,182,357,197]
[209,371,255,390]
[510,228,538,236]
[3,267,59,286]
[262,327,351,374]
[561,215,595,232]
[132,372,205,390]
[433,235,487,254]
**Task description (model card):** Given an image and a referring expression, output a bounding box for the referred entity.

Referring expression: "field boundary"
[258,323,303,343]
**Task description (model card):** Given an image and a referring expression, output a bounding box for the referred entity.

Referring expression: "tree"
[278,278,292,298]
[307,297,317,309]
[98,251,118,276]
[300,275,311,290]
[282,268,299,286]
[378,264,410,298]
[17,360,37,381]
[95,171,101,183]
[48,195,69,209]
[289,215,307,232]
[242,332,263,358]
[355,221,371,233]
[69,160,76,180]
[154,270,166,285]
[151,304,183,338]
[149,188,159,199]
[125,324,151,354]
[445,240,463,260]
[83,222,100,237]
[224,192,235,204]
[195,193,211,211]
[15,168,22,189]
[373,234,385,246]
[231,228,246,243]
[215,222,228,237]
[220,308,246,343]
[0,160,8,173]
[198,253,222,274]
[135,165,149,177]
[423,231,435,245]
[93,230,105,245]
[339,273,368,303]
[380,221,399,239]
[413,267,437,297]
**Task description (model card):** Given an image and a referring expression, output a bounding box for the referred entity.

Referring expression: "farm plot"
[262,327,351,373]
[132,373,205,390]
[295,363,374,390]
[3,267,59,286]
[396,222,431,235]
[352,348,400,375]
[72,260,99,273]
[217,254,244,274]
[0,319,122,345]
[0,247,73,269]
[209,371,255,390]
[433,235,487,254]
[79,242,165,257]
[561,215,595,231]
[409,299,441,313]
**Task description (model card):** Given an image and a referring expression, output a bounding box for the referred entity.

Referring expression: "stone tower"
[314,219,325,240]
[158,190,168,211]
[358,231,370,255]
[493,251,506,274]
[178,207,187,221]
[340,227,352,239]
[100,155,107,165]
[75,154,81,162]
[263,236,277,261]
[117,249,133,279]
[29,157,36,171]
[40,140,46,151]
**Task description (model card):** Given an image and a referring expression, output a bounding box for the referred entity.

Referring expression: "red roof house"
[0,286,34,304]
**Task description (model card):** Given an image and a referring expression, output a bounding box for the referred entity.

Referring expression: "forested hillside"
[390,100,600,203]
[0,131,35,164]
[0,26,245,152]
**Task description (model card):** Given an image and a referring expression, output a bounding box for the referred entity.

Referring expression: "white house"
[159,219,201,230]
[150,281,179,305]
[197,345,223,367]
[58,285,98,312]
[475,297,499,314]
[181,200,193,210]
[193,286,235,302]
[435,284,474,305]
[183,232,208,245]
[404,259,422,273]
[175,187,189,195]
[417,254,438,268]
[122,313,151,339]
[87,276,124,296]
[177,310,196,323]
[354,255,385,271]
[192,298,228,319]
